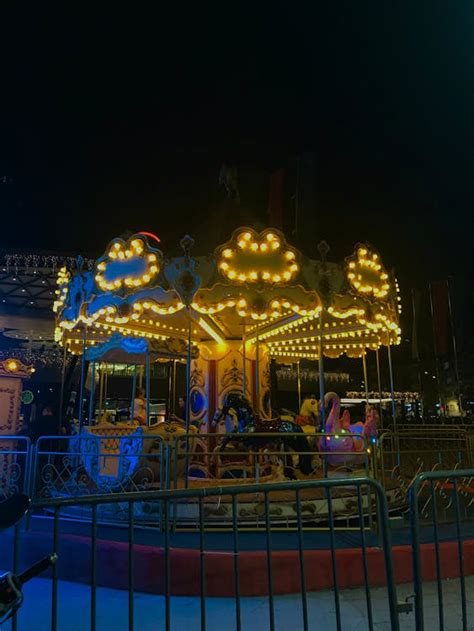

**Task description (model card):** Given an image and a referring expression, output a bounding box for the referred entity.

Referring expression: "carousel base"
[40,470,406,526]
[5,516,474,597]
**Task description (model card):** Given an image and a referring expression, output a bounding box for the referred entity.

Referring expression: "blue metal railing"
[9,476,400,631]
[410,468,474,631]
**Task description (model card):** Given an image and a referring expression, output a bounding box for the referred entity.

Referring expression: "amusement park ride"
[36,226,407,523]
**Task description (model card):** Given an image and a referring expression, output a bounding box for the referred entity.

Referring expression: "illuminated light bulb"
[97,262,106,271]
[220,261,229,271]
[260,242,268,252]
[262,271,270,280]
[238,309,246,317]
[222,249,233,259]
[243,232,252,240]
[249,271,258,280]
[272,311,279,317]
[238,299,247,307]
[143,274,150,283]
[227,300,236,307]
[285,250,295,261]
[266,233,275,241]
[228,270,237,279]
[250,242,259,251]
[273,274,281,282]
[238,240,246,249]
[238,273,247,281]
[358,248,367,257]
[290,264,298,273]
[113,242,121,250]
[251,313,259,320]
[271,240,280,250]
[109,251,117,259]
[283,301,290,309]
[150,265,158,274]
[114,279,121,288]
[118,251,125,259]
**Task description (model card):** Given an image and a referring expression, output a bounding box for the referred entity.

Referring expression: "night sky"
[2,4,473,287]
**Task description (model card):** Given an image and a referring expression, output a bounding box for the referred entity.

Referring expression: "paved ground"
[3,576,473,630]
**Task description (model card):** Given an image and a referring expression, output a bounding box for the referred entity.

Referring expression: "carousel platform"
[4,514,474,597]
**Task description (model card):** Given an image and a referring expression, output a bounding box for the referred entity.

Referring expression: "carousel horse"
[319,392,378,466]
[294,395,320,432]
[212,393,314,475]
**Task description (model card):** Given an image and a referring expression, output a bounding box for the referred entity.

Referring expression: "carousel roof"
[54,227,401,361]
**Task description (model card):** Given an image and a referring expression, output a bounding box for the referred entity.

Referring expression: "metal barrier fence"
[7,476,400,631]
[375,430,471,483]
[32,434,165,498]
[0,437,31,500]
[410,468,474,631]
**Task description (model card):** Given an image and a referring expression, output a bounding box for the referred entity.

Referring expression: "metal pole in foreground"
[387,344,396,430]
[318,311,325,431]
[297,360,302,410]
[242,320,247,397]
[447,278,464,416]
[172,360,177,415]
[88,362,96,425]
[58,341,67,432]
[255,332,260,415]
[375,348,383,424]
[130,365,137,420]
[145,345,150,428]
[184,312,193,489]
[78,335,87,433]
[362,351,369,407]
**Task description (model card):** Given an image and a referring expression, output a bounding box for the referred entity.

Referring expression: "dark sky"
[2,3,473,285]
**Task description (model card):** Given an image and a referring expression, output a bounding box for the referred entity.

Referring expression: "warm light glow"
[198,318,225,344]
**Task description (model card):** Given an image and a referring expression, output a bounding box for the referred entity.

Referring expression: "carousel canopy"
[53,227,401,361]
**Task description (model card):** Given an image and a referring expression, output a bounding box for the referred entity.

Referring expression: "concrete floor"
[3,576,473,630]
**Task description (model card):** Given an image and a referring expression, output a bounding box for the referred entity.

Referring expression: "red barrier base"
[13,534,474,596]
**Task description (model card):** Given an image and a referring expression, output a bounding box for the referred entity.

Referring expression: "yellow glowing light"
[199,318,225,344]
[260,243,268,252]
[222,249,233,259]
[285,251,295,260]
[238,240,246,249]
[6,360,18,372]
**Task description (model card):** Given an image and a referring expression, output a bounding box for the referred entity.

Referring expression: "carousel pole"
[88,361,96,425]
[185,312,192,433]
[297,360,302,410]
[167,361,173,418]
[130,365,137,420]
[98,363,105,421]
[255,331,260,415]
[58,340,68,433]
[78,332,87,432]
[362,351,369,406]
[172,360,177,414]
[375,348,383,423]
[242,320,247,397]
[318,311,326,432]
[387,343,397,430]
[145,344,151,428]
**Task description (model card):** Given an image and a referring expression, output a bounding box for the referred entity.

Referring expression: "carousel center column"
[191,339,271,428]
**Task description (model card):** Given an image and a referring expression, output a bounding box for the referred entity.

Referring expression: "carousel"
[49,227,403,523]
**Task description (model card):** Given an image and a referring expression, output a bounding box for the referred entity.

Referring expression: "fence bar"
[52,507,59,631]
[12,524,20,631]
[452,479,467,631]
[264,492,275,631]
[430,482,444,630]
[325,486,342,630]
[357,486,374,630]
[198,497,206,631]
[128,501,135,631]
[295,489,308,631]
[231,495,241,631]
[163,499,171,631]
[91,504,97,631]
